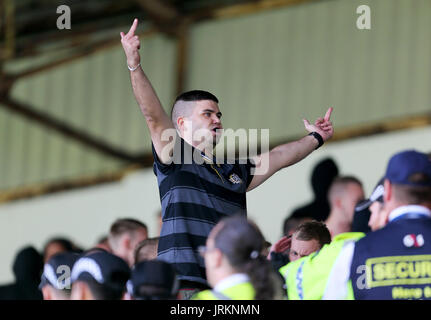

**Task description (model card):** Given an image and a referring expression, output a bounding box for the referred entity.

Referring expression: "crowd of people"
[0,18,430,300]
[1,148,429,301]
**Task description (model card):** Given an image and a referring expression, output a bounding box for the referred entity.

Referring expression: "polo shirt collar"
[389,205,431,222]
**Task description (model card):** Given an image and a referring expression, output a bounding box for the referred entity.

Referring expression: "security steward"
[323,150,431,300]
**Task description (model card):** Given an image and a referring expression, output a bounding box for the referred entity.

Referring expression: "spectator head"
[171,90,222,148]
[134,237,159,264]
[11,246,43,300]
[261,240,272,258]
[126,260,179,300]
[70,251,130,300]
[43,237,76,263]
[289,221,331,262]
[13,246,43,285]
[311,158,339,200]
[93,235,111,253]
[355,178,386,231]
[283,216,312,237]
[39,252,79,300]
[201,215,275,299]
[382,150,431,220]
[328,176,365,224]
[108,218,148,266]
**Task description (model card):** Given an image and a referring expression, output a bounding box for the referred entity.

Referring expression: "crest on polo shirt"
[229,173,243,184]
[403,234,424,248]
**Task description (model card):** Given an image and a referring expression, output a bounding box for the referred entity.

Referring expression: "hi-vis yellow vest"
[279,232,365,300]
[192,281,255,300]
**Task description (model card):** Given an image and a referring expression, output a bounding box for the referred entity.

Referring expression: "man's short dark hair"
[393,173,431,205]
[174,90,219,104]
[283,217,311,237]
[293,220,331,248]
[171,90,219,128]
[109,218,147,238]
[134,237,160,264]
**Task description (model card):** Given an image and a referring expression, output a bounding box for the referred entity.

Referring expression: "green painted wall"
[2,0,431,190]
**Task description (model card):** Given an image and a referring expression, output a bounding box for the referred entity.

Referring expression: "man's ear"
[41,286,51,300]
[334,197,343,210]
[71,282,86,300]
[121,234,132,250]
[383,179,392,203]
[123,292,132,300]
[177,117,184,130]
[81,282,95,300]
[213,248,225,268]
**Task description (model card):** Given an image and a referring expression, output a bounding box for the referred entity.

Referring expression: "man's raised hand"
[120,19,141,69]
[303,107,334,142]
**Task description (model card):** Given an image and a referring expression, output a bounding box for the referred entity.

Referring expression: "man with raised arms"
[120,19,334,298]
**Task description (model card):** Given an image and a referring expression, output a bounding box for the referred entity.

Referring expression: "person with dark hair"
[93,235,112,253]
[39,252,79,300]
[325,176,365,237]
[268,220,331,272]
[289,158,339,222]
[126,260,179,300]
[288,221,332,262]
[134,237,159,264]
[70,251,130,300]
[43,237,81,263]
[351,178,385,234]
[324,150,431,300]
[283,216,312,237]
[108,218,148,266]
[120,19,334,298]
[0,246,43,300]
[193,216,280,300]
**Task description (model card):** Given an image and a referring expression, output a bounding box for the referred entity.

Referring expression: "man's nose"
[212,115,221,124]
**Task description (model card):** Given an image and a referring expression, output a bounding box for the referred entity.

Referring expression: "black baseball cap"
[71,251,130,291]
[39,252,79,290]
[127,260,179,299]
[355,178,385,212]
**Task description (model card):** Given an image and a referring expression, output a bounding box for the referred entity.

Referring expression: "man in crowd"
[120,18,334,297]
[70,251,130,300]
[289,157,339,222]
[134,237,159,264]
[39,252,79,300]
[268,220,331,271]
[325,176,365,237]
[108,218,148,266]
[126,260,179,300]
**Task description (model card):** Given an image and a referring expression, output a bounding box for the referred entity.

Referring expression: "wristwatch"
[308,132,324,149]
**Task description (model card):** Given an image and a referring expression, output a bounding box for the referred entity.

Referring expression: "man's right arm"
[120,19,175,164]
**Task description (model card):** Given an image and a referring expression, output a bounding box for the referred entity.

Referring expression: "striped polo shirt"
[152,138,254,285]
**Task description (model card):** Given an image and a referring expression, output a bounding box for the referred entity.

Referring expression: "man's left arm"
[247,107,334,192]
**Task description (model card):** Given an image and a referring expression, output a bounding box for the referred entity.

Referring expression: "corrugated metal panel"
[1,34,176,190]
[2,0,431,191]
[187,0,431,142]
